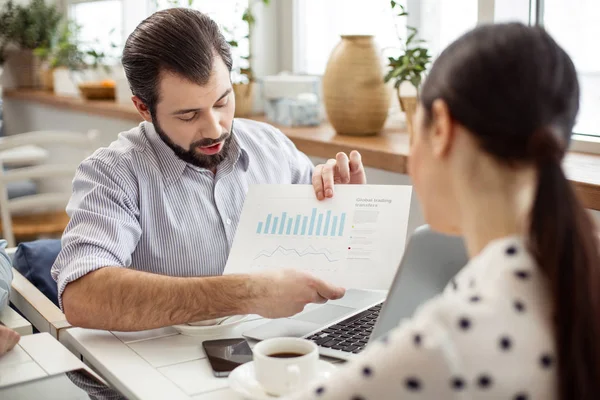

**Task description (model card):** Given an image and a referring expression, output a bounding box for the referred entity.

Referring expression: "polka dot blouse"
[286,236,557,400]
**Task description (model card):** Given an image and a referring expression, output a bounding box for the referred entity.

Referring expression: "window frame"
[532,0,600,154]
[65,0,128,49]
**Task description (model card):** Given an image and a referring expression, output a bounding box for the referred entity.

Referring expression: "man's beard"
[153,117,234,170]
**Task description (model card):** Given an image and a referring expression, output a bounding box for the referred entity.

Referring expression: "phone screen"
[202,338,253,377]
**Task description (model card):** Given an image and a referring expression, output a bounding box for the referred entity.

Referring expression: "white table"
[64,315,341,400]
[0,306,33,336]
[0,332,86,388]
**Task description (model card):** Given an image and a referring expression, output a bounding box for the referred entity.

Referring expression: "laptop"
[243,225,469,360]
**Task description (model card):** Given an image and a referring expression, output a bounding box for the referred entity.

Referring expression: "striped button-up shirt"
[51,119,313,307]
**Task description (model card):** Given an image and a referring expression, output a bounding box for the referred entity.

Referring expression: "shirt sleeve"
[0,240,12,310]
[51,157,142,310]
[285,297,463,400]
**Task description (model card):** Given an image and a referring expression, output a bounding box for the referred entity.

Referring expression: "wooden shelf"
[5,88,600,212]
[4,89,141,121]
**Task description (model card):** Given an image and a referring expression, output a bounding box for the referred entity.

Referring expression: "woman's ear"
[430,99,454,158]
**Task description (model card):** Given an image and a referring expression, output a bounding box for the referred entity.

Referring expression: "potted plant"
[31,46,54,90]
[0,0,61,88]
[383,1,431,139]
[34,21,117,99]
[35,21,86,96]
[225,0,270,117]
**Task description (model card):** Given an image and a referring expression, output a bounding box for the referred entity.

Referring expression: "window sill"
[570,134,600,155]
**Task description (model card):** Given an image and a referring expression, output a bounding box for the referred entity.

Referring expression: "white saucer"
[172,315,248,337]
[229,360,336,399]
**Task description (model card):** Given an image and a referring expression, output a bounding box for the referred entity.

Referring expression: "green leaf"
[384,69,396,83]
[406,30,417,45]
[410,76,421,89]
[242,9,255,25]
[188,0,193,6]
[390,0,396,9]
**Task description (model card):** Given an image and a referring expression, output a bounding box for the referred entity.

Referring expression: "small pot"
[3,48,41,88]
[39,64,54,91]
[233,82,255,118]
[52,67,79,97]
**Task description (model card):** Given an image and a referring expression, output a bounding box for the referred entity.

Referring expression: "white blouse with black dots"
[286,236,557,400]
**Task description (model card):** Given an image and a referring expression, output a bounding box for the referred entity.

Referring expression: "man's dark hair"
[121,8,233,115]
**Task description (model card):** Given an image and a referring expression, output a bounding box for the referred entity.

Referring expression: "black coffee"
[267,352,305,358]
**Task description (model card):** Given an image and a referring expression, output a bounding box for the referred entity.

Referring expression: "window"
[187,0,249,83]
[68,0,249,78]
[154,0,251,82]
[69,0,124,61]
[293,0,538,77]
[418,0,478,59]
[294,0,483,76]
[69,0,149,60]
[539,0,600,140]
[294,0,405,75]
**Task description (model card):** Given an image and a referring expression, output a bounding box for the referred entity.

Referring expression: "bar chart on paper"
[255,209,347,237]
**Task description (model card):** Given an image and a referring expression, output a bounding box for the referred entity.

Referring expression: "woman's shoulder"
[439,236,553,322]
[404,236,557,397]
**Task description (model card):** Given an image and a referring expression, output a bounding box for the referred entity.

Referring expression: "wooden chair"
[5,247,70,341]
[9,267,70,340]
[0,130,99,247]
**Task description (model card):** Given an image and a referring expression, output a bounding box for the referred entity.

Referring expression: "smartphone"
[202,338,254,377]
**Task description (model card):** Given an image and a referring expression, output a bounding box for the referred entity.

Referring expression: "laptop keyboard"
[306,302,383,354]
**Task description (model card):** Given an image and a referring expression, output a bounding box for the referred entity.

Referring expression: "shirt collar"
[142,121,250,186]
[231,121,250,172]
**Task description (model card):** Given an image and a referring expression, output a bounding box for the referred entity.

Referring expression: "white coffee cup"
[253,337,319,396]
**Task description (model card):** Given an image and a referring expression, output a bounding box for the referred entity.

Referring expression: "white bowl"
[172,315,249,337]
[187,317,226,327]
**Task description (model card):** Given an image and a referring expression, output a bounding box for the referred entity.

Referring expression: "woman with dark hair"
[288,23,600,400]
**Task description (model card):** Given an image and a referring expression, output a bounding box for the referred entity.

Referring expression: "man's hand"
[313,151,366,200]
[251,269,345,319]
[0,325,20,357]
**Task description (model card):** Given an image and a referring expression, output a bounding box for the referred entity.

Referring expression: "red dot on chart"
[348,247,351,250]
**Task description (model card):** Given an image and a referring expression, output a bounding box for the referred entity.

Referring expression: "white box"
[261,74,321,100]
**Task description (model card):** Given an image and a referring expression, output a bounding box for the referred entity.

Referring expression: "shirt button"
[226,218,232,225]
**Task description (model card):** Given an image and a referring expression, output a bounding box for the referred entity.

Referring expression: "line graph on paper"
[252,245,345,271]
[254,245,341,263]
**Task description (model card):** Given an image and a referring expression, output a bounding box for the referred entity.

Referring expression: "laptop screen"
[370,227,468,341]
[0,368,128,400]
